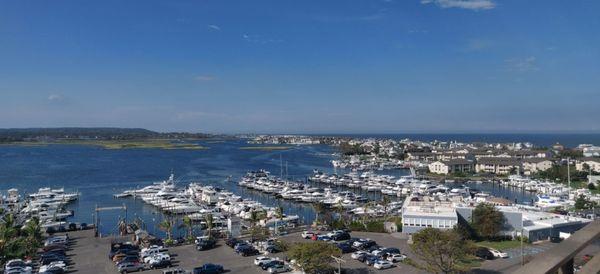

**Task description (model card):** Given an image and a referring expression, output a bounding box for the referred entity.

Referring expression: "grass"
[476,240,524,251]
[458,256,483,268]
[3,139,207,150]
[239,146,292,151]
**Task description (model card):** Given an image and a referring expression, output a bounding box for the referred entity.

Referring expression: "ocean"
[1,133,597,236]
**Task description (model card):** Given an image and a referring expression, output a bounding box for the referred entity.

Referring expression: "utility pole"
[331,255,346,274]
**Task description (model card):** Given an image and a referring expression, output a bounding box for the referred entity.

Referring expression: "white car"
[351,251,368,260]
[254,256,274,266]
[38,261,67,273]
[5,259,33,274]
[489,248,509,258]
[371,248,386,256]
[373,260,394,270]
[145,253,171,264]
[142,248,167,259]
[141,245,164,253]
[301,231,316,239]
[387,254,407,262]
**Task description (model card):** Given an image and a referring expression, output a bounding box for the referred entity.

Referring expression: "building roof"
[441,159,473,165]
[522,157,554,164]
[477,157,522,166]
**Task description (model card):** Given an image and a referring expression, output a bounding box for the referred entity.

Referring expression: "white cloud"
[194,75,215,81]
[242,34,283,44]
[505,56,539,72]
[207,24,221,31]
[421,0,496,10]
[47,94,63,102]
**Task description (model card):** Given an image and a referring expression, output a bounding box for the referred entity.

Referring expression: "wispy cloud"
[313,9,388,23]
[207,24,221,31]
[466,38,492,51]
[194,75,216,81]
[421,0,496,10]
[505,56,539,72]
[47,94,63,102]
[242,34,283,44]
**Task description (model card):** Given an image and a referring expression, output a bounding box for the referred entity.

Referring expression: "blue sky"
[0,0,599,134]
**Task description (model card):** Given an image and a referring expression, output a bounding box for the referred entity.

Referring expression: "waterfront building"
[575,158,600,173]
[401,196,459,234]
[522,158,554,175]
[475,157,522,175]
[428,159,474,175]
[401,195,592,242]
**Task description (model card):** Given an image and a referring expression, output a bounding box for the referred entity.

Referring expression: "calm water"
[3,133,594,235]
[0,140,338,235]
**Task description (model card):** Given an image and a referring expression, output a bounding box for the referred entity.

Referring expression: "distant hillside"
[0,127,213,142]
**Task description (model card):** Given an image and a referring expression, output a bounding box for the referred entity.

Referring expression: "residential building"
[475,157,522,175]
[428,159,474,175]
[522,158,554,175]
[575,158,600,173]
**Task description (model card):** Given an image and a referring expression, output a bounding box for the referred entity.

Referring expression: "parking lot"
[66,229,566,274]
[67,229,429,273]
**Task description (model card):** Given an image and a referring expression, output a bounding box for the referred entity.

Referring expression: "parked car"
[117,262,145,273]
[197,239,217,251]
[254,256,274,266]
[353,239,377,249]
[316,235,332,242]
[238,246,260,257]
[364,255,381,266]
[226,238,240,248]
[331,232,351,241]
[301,231,317,239]
[373,260,394,270]
[267,264,292,273]
[387,254,407,262]
[488,248,508,258]
[150,258,173,269]
[115,255,140,266]
[162,267,189,274]
[373,247,400,256]
[234,242,251,252]
[192,263,224,274]
[4,260,33,273]
[144,253,170,264]
[351,251,368,260]
[475,247,495,260]
[261,260,284,270]
[336,242,355,253]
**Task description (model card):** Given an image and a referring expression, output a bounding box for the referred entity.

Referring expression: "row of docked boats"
[115,173,300,230]
[1,187,79,229]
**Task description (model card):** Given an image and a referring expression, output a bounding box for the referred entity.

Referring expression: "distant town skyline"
[1,0,599,134]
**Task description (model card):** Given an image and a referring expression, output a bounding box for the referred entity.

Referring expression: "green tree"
[21,217,43,256]
[275,205,284,235]
[180,215,194,241]
[204,213,214,239]
[381,196,391,221]
[312,202,326,226]
[574,195,596,210]
[410,228,474,274]
[472,203,504,239]
[249,225,270,242]
[158,218,174,242]
[288,241,342,274]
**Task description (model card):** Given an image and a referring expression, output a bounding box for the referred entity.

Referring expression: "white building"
[522,158,554,175]
[476,157,522,175]
[575,158,600,173]
[428,159,474,175]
